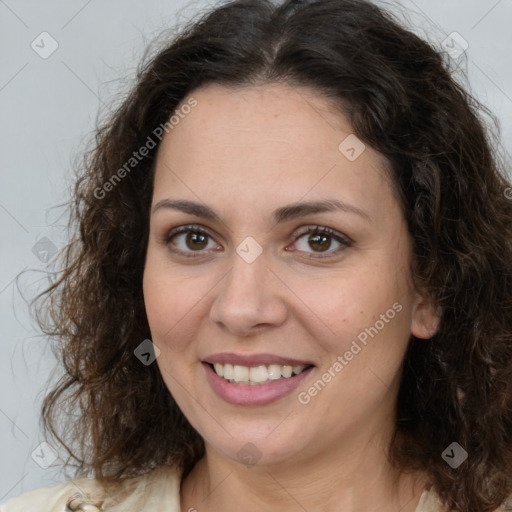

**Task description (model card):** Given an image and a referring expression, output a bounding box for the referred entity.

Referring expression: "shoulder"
[415,488,447,512]
[0,479,96,512]
[416,488,512,512]
[0,465,182,512]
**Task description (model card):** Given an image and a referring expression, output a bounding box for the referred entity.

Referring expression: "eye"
[162,224,352,259]
[163,225,221,258]
[288,225,352,258]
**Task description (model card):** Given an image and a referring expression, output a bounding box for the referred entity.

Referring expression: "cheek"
[142,255,197,350]
[142,250,220,359]
[293,263,410,355]
[143,269,172,340]
[142,264,198,401]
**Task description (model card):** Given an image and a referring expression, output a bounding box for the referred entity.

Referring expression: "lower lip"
[203,363,314,406]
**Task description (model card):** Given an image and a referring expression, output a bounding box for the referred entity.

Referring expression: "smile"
[202,357,315,406]
[209,362,311,385]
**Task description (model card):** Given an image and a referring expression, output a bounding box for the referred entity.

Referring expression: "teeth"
[213,363,224,377]
[210,362,309,384]
[292,365,305,375]
[233,365,249,382]
[267,364,282,380]
[223,364,233,380]
[282,365,292,378]
[249,365,268,383]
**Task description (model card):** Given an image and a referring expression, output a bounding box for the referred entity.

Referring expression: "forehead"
[152,82,397,227]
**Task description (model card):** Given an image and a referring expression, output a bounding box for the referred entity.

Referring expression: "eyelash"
[162,224,352,259]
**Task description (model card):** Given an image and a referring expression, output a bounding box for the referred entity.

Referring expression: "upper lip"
[203,353,315,367]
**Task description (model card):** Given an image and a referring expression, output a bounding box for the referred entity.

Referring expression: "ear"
[410,291,440,339]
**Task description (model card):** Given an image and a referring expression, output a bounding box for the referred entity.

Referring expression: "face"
[143,82,437,468]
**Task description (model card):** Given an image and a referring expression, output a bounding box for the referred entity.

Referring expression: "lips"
[202,353,315,406]
[203,352,314,367]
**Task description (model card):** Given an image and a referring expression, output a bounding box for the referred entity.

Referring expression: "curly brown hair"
[35,0,512,510]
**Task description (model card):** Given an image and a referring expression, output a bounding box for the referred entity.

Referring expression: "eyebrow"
[152,198,371,224]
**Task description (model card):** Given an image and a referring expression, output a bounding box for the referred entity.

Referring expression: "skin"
[142,82,439,512]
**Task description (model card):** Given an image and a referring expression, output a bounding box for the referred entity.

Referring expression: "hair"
[35,0,512,510]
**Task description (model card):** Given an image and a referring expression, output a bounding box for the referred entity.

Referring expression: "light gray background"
[1,0,511,502]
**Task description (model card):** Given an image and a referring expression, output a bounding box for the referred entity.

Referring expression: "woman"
[2,0,512,510]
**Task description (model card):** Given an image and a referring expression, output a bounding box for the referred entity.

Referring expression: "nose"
[209,249,288,337]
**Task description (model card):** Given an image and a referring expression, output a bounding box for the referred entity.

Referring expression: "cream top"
[0,466,450,512]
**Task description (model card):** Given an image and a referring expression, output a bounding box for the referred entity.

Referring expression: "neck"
[180,428,429,512]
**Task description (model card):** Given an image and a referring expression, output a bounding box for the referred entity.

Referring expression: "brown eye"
[291,226,352,258]
[164,225,221,257]
[184,231,209,250]
[308,233,332,252]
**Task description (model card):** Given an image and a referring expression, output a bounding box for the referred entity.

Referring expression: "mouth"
[201,353,316,406]
[204,362,313,385]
